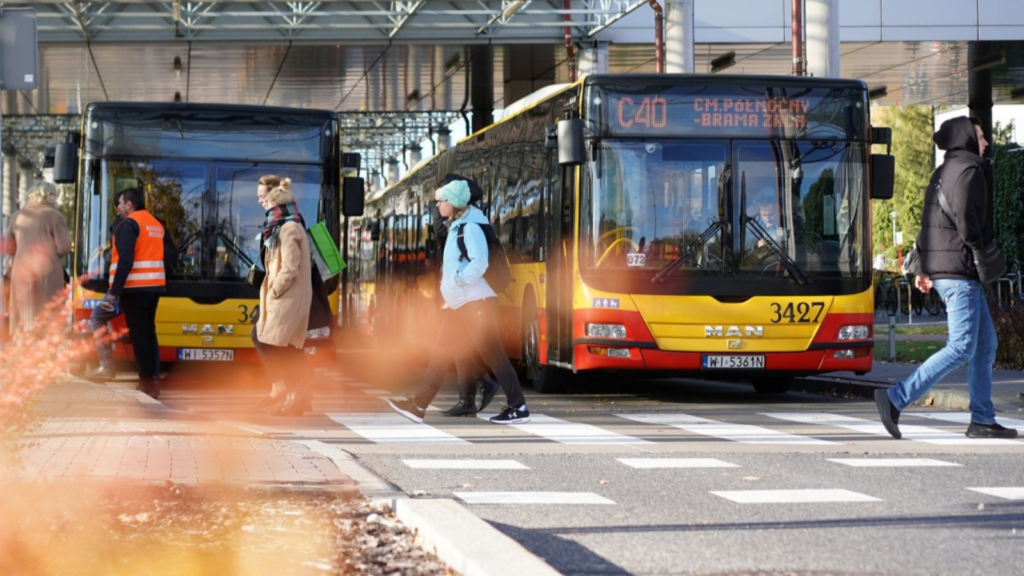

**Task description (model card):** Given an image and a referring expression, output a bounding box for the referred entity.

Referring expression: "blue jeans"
[886,278,997,424]
[89,300,121,368]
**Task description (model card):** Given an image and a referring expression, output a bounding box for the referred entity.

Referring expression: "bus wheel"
[751,376,792,394]
[523,319,565,394]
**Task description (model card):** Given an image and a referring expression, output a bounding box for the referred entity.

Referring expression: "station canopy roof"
[2,1,1023,170]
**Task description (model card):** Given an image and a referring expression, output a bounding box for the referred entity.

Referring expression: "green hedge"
[993,144,1024,270]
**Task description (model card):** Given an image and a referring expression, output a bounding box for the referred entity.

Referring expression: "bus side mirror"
[53,142,78,184]
[557,119,584,167]
[871,154,895,200]
[369,221,381,241]
[342,177,365,217]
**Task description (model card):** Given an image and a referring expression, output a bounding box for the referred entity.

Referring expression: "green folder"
[307,221,346,278]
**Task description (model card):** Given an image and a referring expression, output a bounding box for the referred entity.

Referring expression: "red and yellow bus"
[346,74,894,393]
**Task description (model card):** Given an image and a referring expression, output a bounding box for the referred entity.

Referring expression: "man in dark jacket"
[874,116,1016,440]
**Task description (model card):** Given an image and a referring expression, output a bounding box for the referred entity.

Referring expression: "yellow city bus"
[346,74,894,393]
[62,102,350,369]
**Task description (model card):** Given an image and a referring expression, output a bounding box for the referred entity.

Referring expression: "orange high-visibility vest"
[110,210,166,290]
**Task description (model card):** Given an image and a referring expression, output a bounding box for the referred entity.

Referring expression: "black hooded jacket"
[916,116,993,280]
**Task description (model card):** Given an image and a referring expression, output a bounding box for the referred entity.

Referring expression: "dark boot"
[139,377,161,399]
[272,390,312,416]
[441,399,477,417]
[478,374,500,412]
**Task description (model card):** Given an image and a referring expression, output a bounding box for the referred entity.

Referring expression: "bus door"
[546,161,575,367]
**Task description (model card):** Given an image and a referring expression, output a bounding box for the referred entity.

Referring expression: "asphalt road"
[160,367,1024,576]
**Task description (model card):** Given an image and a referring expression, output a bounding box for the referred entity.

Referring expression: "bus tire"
[522,315,566,394]
[751,376,792,394]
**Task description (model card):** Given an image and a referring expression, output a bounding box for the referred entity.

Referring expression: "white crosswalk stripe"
[616,413,835,445]
[454,492,615,505]
[618,458,739,469]
[827,458,961,467]
[326,413,469,445]
[763,412,1020,445]
[711,489,881,504]
[476,413,652,445]
[402,459,528,470]
[911,412,1024,430]
[967,487,1024,500]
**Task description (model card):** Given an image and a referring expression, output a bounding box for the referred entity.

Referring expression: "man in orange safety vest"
[104,187,166,398]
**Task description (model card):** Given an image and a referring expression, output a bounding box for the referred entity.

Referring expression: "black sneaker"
[479,376,500,412]
[489,406,531,424]
[873,389,902,439]
[441,399,477,417]
[388,398,425,423]
[965,422,1018,439]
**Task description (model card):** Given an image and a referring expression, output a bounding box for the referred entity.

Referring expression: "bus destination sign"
[595,84,865,139]
[616,95,810,130]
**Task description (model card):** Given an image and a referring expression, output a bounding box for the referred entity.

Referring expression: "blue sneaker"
[489,406,530,425]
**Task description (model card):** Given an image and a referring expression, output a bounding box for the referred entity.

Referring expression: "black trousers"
[414,299,525,410]
[250,327,308,392]
[120,292,161,380]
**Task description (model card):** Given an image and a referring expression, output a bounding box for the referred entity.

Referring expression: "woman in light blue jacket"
[388,177,530,425]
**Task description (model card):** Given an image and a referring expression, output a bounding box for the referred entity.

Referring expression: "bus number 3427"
[769,302,825,324]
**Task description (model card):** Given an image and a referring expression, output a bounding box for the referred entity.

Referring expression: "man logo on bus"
[705,326,763,338]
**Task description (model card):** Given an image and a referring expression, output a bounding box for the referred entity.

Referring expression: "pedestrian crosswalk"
[763,412,1020,445]
[322,406,1024,448]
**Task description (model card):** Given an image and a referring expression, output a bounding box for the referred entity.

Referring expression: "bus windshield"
[77,159,322,288]
[582,138,868,292]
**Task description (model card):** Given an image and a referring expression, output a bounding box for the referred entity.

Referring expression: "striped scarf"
[262,202,305,249]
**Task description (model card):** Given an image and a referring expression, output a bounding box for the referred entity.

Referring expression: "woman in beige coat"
[253,177,312,416]
[3,182,72,334]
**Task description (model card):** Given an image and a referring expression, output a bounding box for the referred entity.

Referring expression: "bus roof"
[86,101,338,121]
[583,73,868,92]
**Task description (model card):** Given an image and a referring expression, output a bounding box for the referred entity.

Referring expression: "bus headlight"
[833,349,856,359]
[307,327,331,339]
[586,323,626,339]
[838,325,870,340]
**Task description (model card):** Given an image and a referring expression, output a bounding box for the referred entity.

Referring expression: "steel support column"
[665,0,694,74]
[969,41,995,157]
[577,42,609,76]
[806,0,839,78]
[471,45,494,134]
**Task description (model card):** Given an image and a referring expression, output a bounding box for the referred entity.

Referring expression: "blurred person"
[85,191,127,380]
[251,175,289,409]
[388,177,529,425]
[252,177,314,416]
[3,181,72,334]
[104,188,165,398]
[430,174,500,417]
[874,116,1017,440]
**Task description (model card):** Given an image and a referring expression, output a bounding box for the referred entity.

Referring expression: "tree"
[871,106,935,262]
[992,121,1022,270]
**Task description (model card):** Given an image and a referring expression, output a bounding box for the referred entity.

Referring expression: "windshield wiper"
[652,219,726,283]
[742,215,811,285]
[216,232,257,267]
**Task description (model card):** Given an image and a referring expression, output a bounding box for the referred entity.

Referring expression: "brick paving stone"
[16,379,356,492]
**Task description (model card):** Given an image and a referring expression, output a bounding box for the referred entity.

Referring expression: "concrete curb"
[795,377,1020,414]
[299,441,562,576]
[393,498,562,576]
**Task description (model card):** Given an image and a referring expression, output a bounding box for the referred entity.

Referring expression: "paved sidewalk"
[802,361,1024,414]
[15,378,357,490]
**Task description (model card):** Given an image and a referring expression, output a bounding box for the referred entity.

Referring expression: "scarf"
[262,202,305,249]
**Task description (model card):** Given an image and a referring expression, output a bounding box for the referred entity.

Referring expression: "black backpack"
[455,222,512,293]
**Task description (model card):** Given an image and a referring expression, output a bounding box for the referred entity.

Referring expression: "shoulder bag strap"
[934,179,957,224]
[456,223,470,262]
